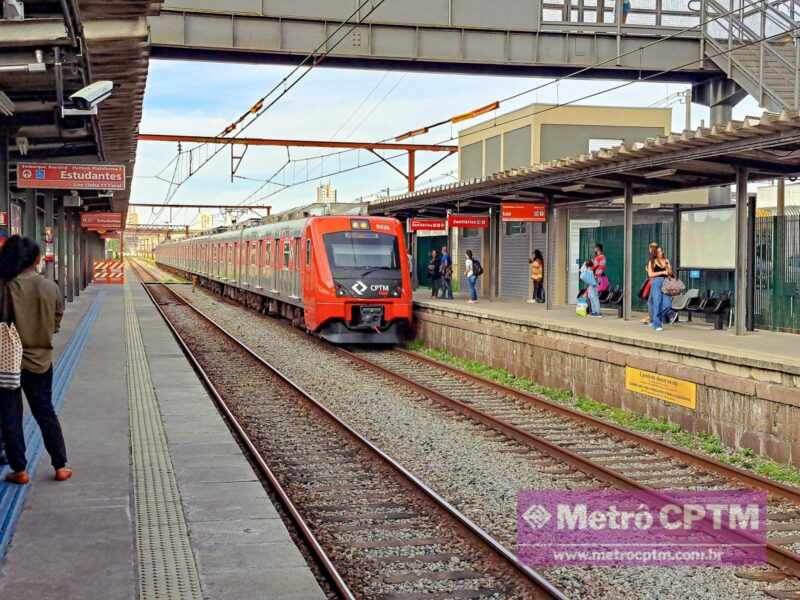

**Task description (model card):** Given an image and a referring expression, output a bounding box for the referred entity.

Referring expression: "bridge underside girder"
[150,9,718,83]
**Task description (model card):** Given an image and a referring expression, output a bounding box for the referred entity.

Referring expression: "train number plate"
[359,306,384,327]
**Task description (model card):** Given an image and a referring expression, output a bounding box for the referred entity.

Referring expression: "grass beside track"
[406,340,800,488]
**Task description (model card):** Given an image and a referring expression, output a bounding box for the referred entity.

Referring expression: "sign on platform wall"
[625,366,697,410]
[448,214,489,229]
[501,202,547,223]
[81,212,123,231]
[408,217,446,232]
[17,163,126,191]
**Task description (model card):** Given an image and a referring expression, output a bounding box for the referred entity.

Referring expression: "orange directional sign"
[501,202,547,222]
[17,163,126,191]
[81,212,123,231]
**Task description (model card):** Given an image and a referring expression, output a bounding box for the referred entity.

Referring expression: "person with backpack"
[0,236,70,484]
[464,249,481,303]
[439,246,454,299]
[427,249,441,299]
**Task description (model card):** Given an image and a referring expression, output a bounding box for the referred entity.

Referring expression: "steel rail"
[336,347,800,579]
[397,348,800,504]
[128,261,356,599]
[130,260,566,600]
[136,258,800,579]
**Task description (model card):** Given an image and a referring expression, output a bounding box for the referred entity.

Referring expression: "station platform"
[0,275,325,599]
[414,292,800,373]
[412,292,800,466]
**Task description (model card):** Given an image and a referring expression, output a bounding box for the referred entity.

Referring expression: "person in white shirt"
[464,249,478,303]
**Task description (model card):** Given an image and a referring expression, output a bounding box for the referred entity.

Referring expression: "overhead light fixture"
[2,0,24,20]
[0,91,14,116]
[451,101,500,124]
[644,168,678,179]
[14,136,29,156]
[562,184,586,193]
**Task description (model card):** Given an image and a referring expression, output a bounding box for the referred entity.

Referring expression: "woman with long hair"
[0,235,70,484]
[646,245,675,332]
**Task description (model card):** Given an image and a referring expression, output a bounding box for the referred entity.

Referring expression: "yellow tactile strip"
[125,287,203,600]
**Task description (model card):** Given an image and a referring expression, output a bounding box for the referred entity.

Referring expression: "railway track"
[131,264,565,600]
[340,346,800,593]
[133,259,800,598]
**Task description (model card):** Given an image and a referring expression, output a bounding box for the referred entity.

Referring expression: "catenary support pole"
[735,167,749,335]
[623,182,634,321]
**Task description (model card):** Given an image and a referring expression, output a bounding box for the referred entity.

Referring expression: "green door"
[416,235,448,288]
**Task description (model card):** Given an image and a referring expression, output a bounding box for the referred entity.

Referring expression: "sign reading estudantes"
[17,163,126,191]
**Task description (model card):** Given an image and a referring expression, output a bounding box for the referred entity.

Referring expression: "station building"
[412,103,675,300]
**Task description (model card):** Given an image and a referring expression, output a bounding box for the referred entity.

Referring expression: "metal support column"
[71,213,80,297]
[746,193,756,332]
[65,211,73,302]
[489,207,500,300]
[734,167,749,335]
[480,217,491,299]
[81,232,88,289]
[0,134,8,240]
[545,202,556,310]
[23,190,35,240]
[44,193,55,280]
[623,182,634,320]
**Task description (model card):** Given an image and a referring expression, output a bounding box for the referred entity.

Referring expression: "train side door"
[303,234,316,328]
[293,238,301,299]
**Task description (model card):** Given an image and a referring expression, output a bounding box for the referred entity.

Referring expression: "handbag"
[0,282,22,390]
[637,278,652,301]
[576,298,588,317]
[661,277,686,297]
[597,275,610,293]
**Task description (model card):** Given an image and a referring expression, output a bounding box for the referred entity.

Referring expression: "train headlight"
[392,285,402,297]
[335,283,347,297]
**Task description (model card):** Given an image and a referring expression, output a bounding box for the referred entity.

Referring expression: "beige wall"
[458,103,672,179]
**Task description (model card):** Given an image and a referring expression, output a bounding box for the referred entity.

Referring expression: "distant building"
[458,103,672,181]
[316,184,337,203]
[126,211,139,226]
[197,212,214,232]
[757,182,800,210]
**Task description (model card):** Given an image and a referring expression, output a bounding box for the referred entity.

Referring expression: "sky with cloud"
[131,59,763,228]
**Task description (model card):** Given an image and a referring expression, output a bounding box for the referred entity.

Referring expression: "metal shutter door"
[501,225,531,298]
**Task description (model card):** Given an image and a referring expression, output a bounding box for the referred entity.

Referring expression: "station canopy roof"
[0,1,160,214]
[369,111,800,218]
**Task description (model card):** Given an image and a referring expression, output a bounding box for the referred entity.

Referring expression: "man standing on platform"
[439,246,454,300]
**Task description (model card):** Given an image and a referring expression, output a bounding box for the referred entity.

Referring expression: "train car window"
[323,232,400,272]
[283,240,290,270]
[250,241,258,267]
[306,239,312,266]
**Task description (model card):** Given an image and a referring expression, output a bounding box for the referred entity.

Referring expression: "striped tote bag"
[0,283,22,390]
[0,321,22,389]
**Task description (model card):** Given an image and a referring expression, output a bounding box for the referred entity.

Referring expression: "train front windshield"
[324,232,400,274]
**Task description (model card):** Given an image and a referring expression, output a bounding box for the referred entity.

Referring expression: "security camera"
[70,81,113,110]
[61,81,113,116]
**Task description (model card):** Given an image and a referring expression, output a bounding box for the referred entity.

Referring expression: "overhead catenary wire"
[155,0,391,198]
[227,0,780,208]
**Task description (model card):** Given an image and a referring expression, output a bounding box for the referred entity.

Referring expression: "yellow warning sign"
[625,367,697,410]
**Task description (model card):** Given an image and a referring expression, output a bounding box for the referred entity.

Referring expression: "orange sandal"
[5,471,30,485]
[54,468,73,482]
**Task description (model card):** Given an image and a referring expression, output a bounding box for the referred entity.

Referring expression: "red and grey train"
[154,216,413,344]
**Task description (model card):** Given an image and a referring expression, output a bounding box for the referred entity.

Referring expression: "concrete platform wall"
[414,304,800,466]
